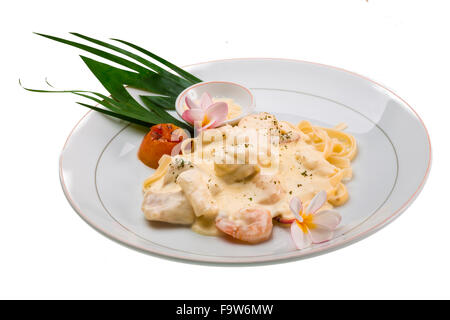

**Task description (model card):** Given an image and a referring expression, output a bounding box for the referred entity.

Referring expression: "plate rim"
[59,57,432,265]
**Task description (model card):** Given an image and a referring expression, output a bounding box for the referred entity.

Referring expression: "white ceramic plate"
[60,58,431,264]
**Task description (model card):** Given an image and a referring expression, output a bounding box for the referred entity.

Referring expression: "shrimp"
[215,207,273,243]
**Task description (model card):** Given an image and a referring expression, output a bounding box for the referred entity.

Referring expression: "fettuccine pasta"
[141,112,357,238]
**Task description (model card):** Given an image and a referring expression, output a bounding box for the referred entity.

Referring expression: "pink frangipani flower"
[182,92,228,131]
[289,190,342,250]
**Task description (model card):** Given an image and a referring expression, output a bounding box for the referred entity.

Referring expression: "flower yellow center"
[202,115,209,127]
[296,212,316,233]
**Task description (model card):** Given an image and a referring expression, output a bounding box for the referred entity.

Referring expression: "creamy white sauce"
[146,113,339,235]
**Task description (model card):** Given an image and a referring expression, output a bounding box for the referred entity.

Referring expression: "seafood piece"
[214,162,259,183]
[239,113,300,146]
[177,169,219,218]
[142,190,195,225]
[279,121,301,144]
[238,112,280,136]
[254,174,285,205]
[215,207,273,243]
[163,156,194,185]
[206,175,223,195]
[295,149,336,176]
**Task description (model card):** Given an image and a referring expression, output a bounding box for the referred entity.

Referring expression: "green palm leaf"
[23,33,199,133]
[111,38,202,84]
[21,82,192,131]
[35,33,150,74]
[69,32,194,88]
[140,95,176,110]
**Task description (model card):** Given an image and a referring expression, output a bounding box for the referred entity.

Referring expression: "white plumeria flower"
[289,190,342,250]
[182,92,228,131]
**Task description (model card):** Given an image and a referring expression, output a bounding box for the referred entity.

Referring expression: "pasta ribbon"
[142,154,172,191]
[298,120,357,207]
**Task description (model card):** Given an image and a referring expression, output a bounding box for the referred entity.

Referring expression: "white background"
[2,0,448,299]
